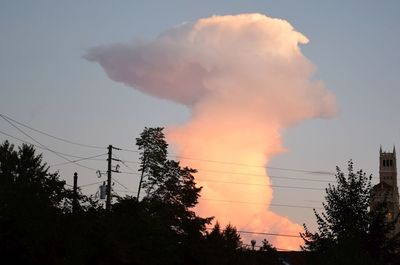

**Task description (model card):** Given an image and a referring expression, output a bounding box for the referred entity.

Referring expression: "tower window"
[390,160,393,166]
[383,160,386,166]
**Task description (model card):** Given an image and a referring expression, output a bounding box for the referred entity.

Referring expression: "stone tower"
[371,146,400,233]
[379,146,397,188]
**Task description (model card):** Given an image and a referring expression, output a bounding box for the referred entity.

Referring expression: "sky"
[1,0,400,249]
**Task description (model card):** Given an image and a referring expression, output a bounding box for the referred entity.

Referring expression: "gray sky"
[1,0,399,235]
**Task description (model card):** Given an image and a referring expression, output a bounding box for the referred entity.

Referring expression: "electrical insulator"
[100,182,107,200]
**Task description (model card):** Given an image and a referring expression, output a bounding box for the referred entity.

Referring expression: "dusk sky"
[1,1,400,249]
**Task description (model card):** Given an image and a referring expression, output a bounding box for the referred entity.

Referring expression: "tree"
[200,222,243,265]
[135,127,212,264]
[0,141,74,263]
[135,127,206,212]
[0,141,70,210]
[259,239,276,252]
[136,127,168,199]
[301,160,400,265]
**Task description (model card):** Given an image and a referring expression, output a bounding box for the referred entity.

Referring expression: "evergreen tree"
[136,127,206,212]
[259,239,277,252]
[0,141,73,263]
[135,127,212,264]
[136,127,168,198]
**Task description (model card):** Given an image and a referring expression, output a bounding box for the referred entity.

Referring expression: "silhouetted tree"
[1,133,289,265]
[136,127,210,219]
[0,141,74,263]
[301,160,400,265]
[135,127,212,264]
[136,127,168,198]
[222,224,242,251]
[200,222,243,265]
[259,238,277,252]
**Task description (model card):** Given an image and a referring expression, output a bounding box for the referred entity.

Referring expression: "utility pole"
[106,145,112,211]
[105,145,121,212]
[72,172,78,213]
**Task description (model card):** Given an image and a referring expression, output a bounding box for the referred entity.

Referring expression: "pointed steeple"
[380,145,382,154]
[394,145,396,156]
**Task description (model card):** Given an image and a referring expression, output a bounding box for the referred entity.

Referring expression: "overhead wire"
[205,227,301,238]
[200,198,322,209]
[240,242,298,252]
[0,115,380,198]
[110,188,321,209]
[1,115,100,172]
[112,177,130,191]
[0,129,354,192]
[118,147,335,176]
[115,159,335,183]
[79,181,104,188]
[0,115,337,177]
[236,230,301,238]
[0,115,330,232]
[0,130,106,161]
[200,179,324,191]
[50,153,107,167]
[117,169,324,191]
[0,113,105,150]
[196,169,333,183]
[112,153,137,174]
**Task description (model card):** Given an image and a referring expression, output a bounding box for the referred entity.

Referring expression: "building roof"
[372,181,394,192]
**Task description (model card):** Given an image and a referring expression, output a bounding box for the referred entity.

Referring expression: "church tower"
[371,146,400,234]
[379,146,397,188]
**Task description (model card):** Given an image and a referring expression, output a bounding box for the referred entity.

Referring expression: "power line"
[114,189,136,194]
[115,169,325,190]
[200,198,322,209]
[241,243,297,252]
[112,177,130,191]
[0,113,105,150]
[199,197,322,209]
[116,170,326,191]
[0,130,105,161]
[237,230,301,238]
[205,227,300,238]
[1,116,100,172]
[197,169,333,183]
[0,115,339,177]
[50,153,106,167]
[112,153,137,174]
[79,181,104,188]
[118,148,335,176]
[110,188,322,209]
[0,139,327,191]
[116,159,334,183]
[199,179,324,191]
[118,171,140,175]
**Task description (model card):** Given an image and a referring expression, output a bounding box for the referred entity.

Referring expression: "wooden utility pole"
[106,145,112,211]
[72,172,78,213]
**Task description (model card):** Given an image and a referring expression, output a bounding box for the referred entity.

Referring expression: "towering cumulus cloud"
[85,14,337,249]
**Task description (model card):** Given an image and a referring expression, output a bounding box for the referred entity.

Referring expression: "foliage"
[0,141,74,263]
[136,127,211,232]
[0,134,285,265]
[136,127,168,197]
[0,141,70,210]
[259,238,277,252]
[301,160,400,265]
